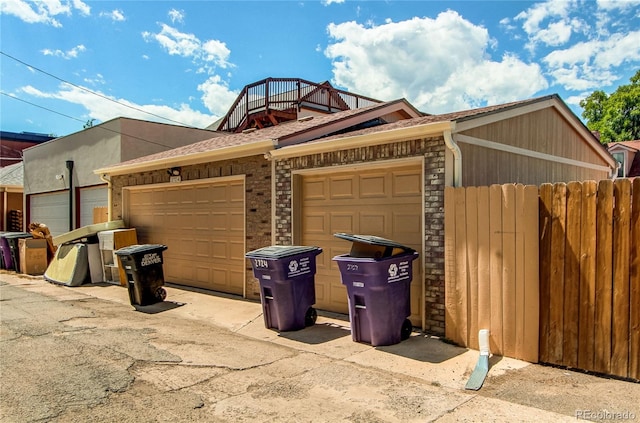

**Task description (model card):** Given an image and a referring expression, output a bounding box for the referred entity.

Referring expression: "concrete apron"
[4,273,575,422]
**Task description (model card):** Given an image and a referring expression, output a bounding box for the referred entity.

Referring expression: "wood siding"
[458,108,611,186]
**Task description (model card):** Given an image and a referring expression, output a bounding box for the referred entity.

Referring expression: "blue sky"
[1,0,639,138]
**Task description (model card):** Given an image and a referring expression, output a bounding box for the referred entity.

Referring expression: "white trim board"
[455,134,613,173]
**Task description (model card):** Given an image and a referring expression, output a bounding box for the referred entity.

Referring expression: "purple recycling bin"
[333,234,419,347]
[246,246,322,332]
[1,232,32,272]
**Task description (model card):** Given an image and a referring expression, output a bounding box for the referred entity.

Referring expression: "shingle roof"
[0,162,24,186]
[609,140,640,151]
[110,100,409,168]
[312,95,558,143]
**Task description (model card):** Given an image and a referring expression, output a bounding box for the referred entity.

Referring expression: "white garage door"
[298,162,423,325]
[30,191,69,236]
[123,177,245,295]
[79,186,108,227]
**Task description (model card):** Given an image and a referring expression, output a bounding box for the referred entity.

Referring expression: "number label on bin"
[253,258,269,268]
[346,263,359,271]
[387,260,411,283]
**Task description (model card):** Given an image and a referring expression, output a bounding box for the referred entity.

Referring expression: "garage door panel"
[393,212,422,236]
[330,212,355,233]
[229,241,245,260]
[359,173,387,198]
[303,179,327,200]
[229,212,244,231]
[212,242,228,259]
[393,172,422,196]
[359,211,389,235]
[228,183,245,202]
[302,212,326,234]
[330,177,356,199]
[125,179,244,294]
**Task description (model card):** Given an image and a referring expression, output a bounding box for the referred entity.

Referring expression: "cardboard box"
[19,238,48,275]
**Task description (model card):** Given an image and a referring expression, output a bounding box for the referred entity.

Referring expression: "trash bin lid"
[2,232,32,239]
[114,244,168,256]
[245,245,321,259]
[333,233,415,253]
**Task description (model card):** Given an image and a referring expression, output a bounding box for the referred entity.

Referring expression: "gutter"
[269,121,454,159]
[443,129,462,187]
[99,173,112,221]
[94,139,276,177]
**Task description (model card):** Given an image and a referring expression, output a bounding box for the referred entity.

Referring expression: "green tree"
[580,70,640,143]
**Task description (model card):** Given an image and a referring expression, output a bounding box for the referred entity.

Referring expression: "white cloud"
[514,0,582,51]
[142,23,232,72]
[41,44,86,59]
[597,0,640,10]
[20,83,216,128]
[168,8,184,24]
[72,0,89,16]
[322,0,345,5]
[100,9,124,22]
[0,0,90,26]
[197,75,239,117]
[543,30,640,90]
[325,11,547,113]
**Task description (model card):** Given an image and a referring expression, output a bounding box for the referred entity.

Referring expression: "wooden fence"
[539,179,639,380]
[445,180,639,380]
[444,184,540,363]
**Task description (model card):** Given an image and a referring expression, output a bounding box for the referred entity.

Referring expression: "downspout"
[100,173,112,221]
[443,130,462,187]
[66,160,74,230]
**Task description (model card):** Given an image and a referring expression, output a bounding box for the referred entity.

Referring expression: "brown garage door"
[124,178,245,295]
[298,163,423,325]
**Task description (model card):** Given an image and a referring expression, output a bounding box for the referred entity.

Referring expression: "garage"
[29,191,69,236]
[123,177,245,295]
[297,160,423,325]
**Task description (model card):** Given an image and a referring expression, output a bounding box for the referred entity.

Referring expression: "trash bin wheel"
[305,307,317,327]
[155,287,167,302]
[401,319,412,340]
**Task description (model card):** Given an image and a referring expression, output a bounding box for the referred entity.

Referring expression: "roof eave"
[270,121,454,160]
[95,139,275,176]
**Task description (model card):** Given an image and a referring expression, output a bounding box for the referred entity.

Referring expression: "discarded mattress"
[44,243,89,286]
[52,220,125,246]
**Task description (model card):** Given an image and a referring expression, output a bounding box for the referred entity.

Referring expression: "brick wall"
[109,154,271,300]
[274,137,447,335]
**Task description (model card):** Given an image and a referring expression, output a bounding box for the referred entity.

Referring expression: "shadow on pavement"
[278,321,352,344]
[133,301,186,314]
[375,334,468,363]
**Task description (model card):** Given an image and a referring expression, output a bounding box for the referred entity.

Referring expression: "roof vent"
[242,127,257,134]
[297,115,314,122]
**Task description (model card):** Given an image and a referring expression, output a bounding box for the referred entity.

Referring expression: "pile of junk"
[1,220,135,287]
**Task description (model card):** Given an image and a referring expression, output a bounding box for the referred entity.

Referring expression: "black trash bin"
[332,233,419,346]
[115,244,168,306]
[246,245,322,331]
[2,232,32,272]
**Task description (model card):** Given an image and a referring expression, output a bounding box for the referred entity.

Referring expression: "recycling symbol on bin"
[289,260,299,273]
[388,263,398,278]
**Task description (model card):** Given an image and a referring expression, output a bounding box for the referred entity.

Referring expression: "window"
[612,152,625,177]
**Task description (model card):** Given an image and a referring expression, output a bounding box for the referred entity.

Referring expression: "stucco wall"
[109,154,271,300]
[23,121,122,195]
[274,137,447,335]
